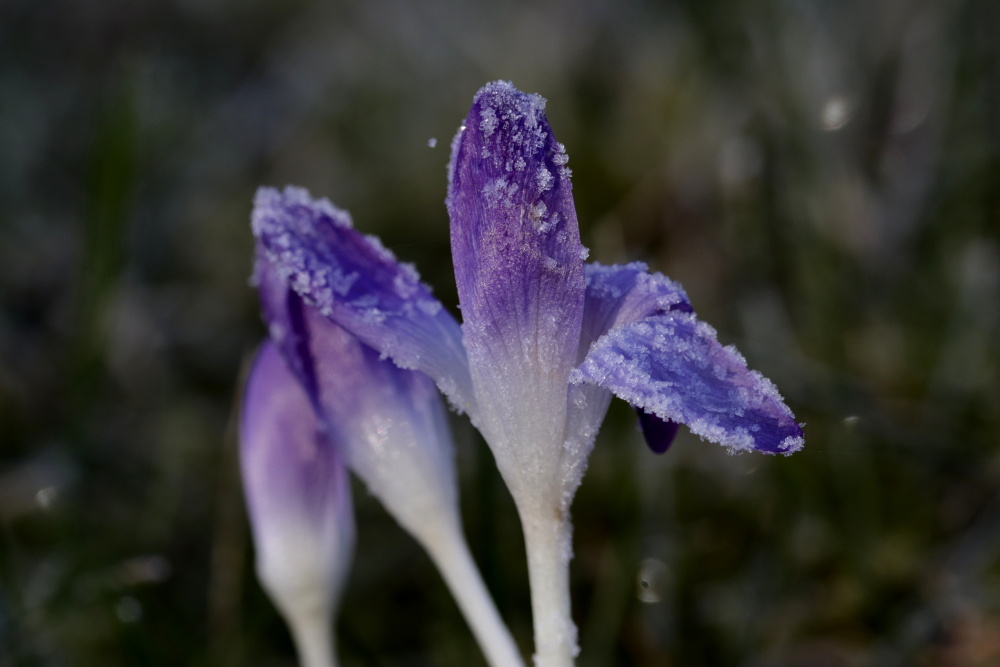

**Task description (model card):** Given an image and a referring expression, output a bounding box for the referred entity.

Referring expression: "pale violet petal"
[303,307,463,540]
[239,342,354,615]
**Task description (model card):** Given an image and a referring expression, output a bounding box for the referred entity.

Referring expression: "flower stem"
[287,607,338,667]
[425,529,526,667]
[520,504,577,667]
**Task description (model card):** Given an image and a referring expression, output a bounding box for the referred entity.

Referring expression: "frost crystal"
[536,166,554,192]
[479,106,498,137]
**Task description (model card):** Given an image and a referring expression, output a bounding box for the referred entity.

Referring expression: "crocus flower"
[240,341,354,667]
[251,81,804,667]
[252,241,524,667]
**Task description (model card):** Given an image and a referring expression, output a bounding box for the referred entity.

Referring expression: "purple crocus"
[252,245,524,667]
[240,341,354,667]
[251,81,803,667]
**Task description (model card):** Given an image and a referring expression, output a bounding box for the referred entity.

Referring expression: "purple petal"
[446,81,587,455]
[252,186,474,415]
[239,342,354,600]
[579,262,691,361]
[308,309,461,524]
[635,409,680,454]
[560,262,689,475]
[572,311,804,455]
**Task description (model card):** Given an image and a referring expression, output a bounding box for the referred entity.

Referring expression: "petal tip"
[454,81,566,184]
[775,425,806,456]
[472,80,547,123]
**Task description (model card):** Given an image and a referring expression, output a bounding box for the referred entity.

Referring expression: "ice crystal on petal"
[479,106,498,137]
[536,167,554,192]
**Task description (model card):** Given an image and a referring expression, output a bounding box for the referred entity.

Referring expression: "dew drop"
[636,558,669,603]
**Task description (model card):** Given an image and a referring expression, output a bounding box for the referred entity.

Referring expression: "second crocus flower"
[252,219,524,667]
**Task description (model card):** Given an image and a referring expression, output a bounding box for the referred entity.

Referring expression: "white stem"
[520,504,577,667]
[287,608,338,667]
[425,529,526,667]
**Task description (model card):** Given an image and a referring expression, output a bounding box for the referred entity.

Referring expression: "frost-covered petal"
[447,82,586,367]
[446,81,587,490]
[239,342,354,619]
[578,262,691,360]
[572,311,805,455]
[252,186,475,415]
[635,410,680,454]
[577,262,692,454]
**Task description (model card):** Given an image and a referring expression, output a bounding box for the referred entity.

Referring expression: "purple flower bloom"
[240,341,354,667]
[251,247,524,667]
[251,81,803,666]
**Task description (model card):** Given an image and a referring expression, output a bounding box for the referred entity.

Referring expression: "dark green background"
[2,0,999,665]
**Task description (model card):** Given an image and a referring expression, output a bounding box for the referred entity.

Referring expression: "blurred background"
[2,0,999,665]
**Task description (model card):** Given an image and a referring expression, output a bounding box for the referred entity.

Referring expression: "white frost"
[479,106,498,138]
[536,167,554,192]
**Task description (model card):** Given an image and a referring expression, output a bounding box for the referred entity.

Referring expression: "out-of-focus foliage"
[1,0,998,665]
